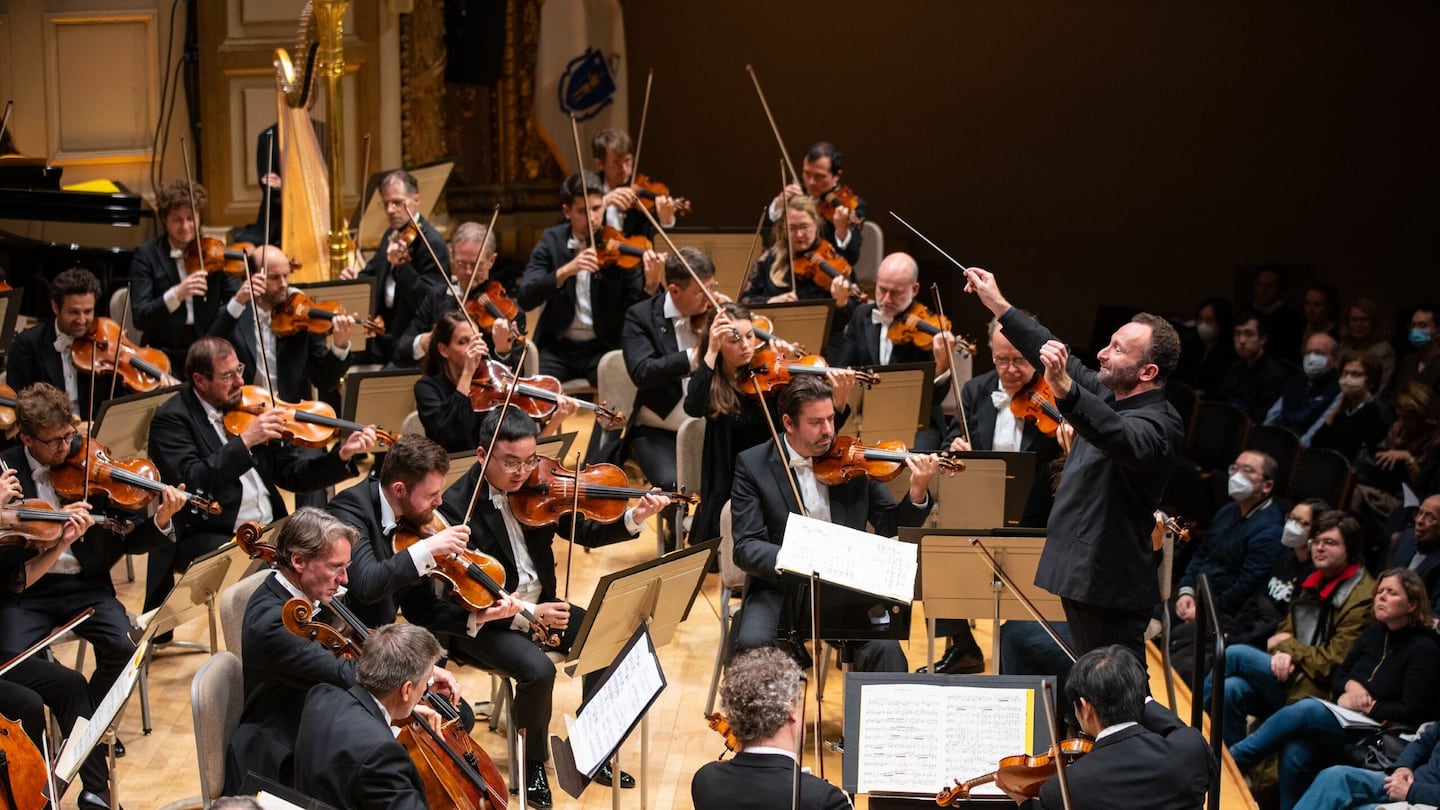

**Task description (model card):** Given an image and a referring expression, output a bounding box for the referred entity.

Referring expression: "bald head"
[256,245,294,307]
[875,252,920,318]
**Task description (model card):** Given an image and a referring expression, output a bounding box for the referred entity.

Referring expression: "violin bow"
[562,450,582,602]
[633,204,734,341]
[409,206,482,338]
[1042,680,1075,810]
[778,162,797,296]
[750,373,807,519]
[567,116,598,253]
[630,68,654,184]
[251,131,279,408]
[735,205,769,301]
[179,136,205,271]
[82,335,99,502]
[0,100,11,150]
[931,283,970,444]
[107,276,137,404]
[461,204,501,303]
[744,65,801,186]
[461,340,530,527]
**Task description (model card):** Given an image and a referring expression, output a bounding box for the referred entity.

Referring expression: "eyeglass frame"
[205,363,247,383]
[494,455,542,474]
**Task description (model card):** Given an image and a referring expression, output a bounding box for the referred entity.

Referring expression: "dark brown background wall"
[621,1,1439,352]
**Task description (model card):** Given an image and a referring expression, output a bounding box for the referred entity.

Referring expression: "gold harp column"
[314,0,349,278]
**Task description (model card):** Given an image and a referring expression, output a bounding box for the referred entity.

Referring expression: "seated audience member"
[1170,450,1285,681]
[1204,511,1376,748]
[996,645,1216,810]
[1350,383,1440,540]
[1300,283,1341,351]
[1266,332,1341,436]
[1175,296,1236,400]
[1311,350,1392,456]
[1225,499,1328,651]
[1392,494,1440,605]
[1218,310,1290,423]
[1340,297,1397,397]
[1249,264,1306,365]
[1397,303,1440,395]
[691,648,852,810]
[1294,721,1440,810]
[1227,568,1440,810]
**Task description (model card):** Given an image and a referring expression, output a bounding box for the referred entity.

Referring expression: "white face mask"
[1196,322,1218,342]
[1339,375,1366,395]
[1281,519,1309,548]
[1302,352,1330,379]
[1228,470,1256,501]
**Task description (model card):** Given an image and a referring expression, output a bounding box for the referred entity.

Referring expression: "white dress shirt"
[51,332,80,411]
[563,236,597,342]
[783,437,831,523]
[871,308,895,366]
[162,245,196,325]
[198,397,274,528]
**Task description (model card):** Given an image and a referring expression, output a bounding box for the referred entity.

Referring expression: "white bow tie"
[871,309,894,327]
[207,410,226,426]
[992,389,1013,411]
[53,334,74,353]
[170,247,185,260]
[566,238,585,251]
[788,455,813,470]
[490,492,509,510]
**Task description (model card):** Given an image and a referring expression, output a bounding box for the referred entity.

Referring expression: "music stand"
[294,277,377,354]
[356,160,455,250]
[0,285,20,355]
[943,451,1037,529]
[852,360,934,442]
[561,541,716,808]
[913,530,1064,672]
[239,773,341,810]
[341,368,419,439]
[748,300,834,356]
[932,459,1008,530]
[92,386,180,458]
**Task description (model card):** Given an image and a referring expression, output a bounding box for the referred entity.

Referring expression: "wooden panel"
[43,11,157,163]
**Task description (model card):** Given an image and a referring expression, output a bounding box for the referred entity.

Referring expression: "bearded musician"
[765,142,866,266]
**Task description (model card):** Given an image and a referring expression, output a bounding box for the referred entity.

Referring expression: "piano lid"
[0,159,145,226]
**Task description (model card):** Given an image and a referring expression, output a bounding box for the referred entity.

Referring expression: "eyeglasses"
[206,363,246,383]
[30,429,77,452]
[495,456,542,474]
[992,356,1028,369]
[1228,463,1267,479]
[1309,537,1344,549]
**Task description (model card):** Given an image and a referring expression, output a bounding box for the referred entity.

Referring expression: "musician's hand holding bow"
[604,186,638,212]
[557,247,599,286]
[1039,340,1073,400]
[906,454,939,504]
[931,331,956,376]
[948,435,973,453]
[174,269,209,302]
[240,409,288,449]
[233,272,265,307]
[0,468,21,509]
[421,524,470,561]
[769,183,805,214]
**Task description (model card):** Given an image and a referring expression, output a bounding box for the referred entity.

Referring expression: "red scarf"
[1302,561,1362,599]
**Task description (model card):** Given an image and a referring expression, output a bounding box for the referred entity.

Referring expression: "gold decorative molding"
[398,0,449,167]
[502,0,561,186]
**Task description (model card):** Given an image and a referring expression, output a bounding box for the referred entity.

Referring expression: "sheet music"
[856,683,1032,796]
[778,512,916,603]
[56,641,147,782]
[256,792,308,810]
[562,629,665,776]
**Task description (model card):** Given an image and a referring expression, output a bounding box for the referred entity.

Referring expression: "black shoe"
[77,789,122,810]
[522,761,553,808]
[594,762,635,789]
[152,630,174,646]
[111,737,125,758]
[916,645,986,675]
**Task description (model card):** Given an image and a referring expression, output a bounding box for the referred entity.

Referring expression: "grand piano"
[0,153,149,318]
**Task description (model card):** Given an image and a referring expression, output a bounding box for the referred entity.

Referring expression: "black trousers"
[538,337,607,386]
[0,577,134,705]
[448,602,598,765]
[1,656,110,794]
[1060,597,1151,669]
[732,587,907,673]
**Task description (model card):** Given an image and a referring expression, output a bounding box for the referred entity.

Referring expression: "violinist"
[437,407,669,807]
[9,268,120,414]
[341,170,449,365]
[743,195,857,364]
[0,383,186,706]
[142,337,375,614]
[835,252,955,451]
[995,645,1213,809]
[293,623,447,810]
[129,179,243,368]
[592,127,677,237]
[691,648,852,810]
[765,142,866,265]
[963,266,1184,663]
[414,310,578,453]
[224,508,466,793]
[393,221,525,371]
[731,375,935,672]
[619,247,717,549]
[516,171,655,386]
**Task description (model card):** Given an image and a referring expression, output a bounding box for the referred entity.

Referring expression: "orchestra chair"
[400,410,425,438]
[1165,380,1200,444]
[851,221,884,288]
[1185,401,1251,473]
[190,651,243,809]
[108,287,142,344]
[1244,424,1302,499]
[704,501,745,716]
[220,569,270,656]
[673,416,706,555]
[1292,447,1355,509]
[595,350,635,430]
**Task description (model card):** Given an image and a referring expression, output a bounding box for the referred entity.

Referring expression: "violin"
[271,290,384,338]
[631,174,692,218]
[886,302,962,353]
[223,385,397,449]
[1153,510,1193,552]
[52,436,221,515]
[280,598,509,810]
[704,712,742,759]
[0,383,16,434]
[813,436,965,486]
[183,236,250,276]
[738,346,879,398]
[508,456,698,528]
[71,317,174,393]
[469,361,625,432]
[748,315,807,359]
[0,498,134,548]
[1010,377,1065,437]
[936,737,1093,805]
[791,240,868,302]
[390,511,559,648]
[463,281,525,342]
[815,184,861,226]
[391,220,423,255]
[0,713,49,810]
[595,226,651,272]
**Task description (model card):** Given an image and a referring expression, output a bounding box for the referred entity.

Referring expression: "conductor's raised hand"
[961,267,1010,317]
[1038,340,1073,400]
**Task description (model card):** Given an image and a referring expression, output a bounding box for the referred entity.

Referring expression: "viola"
[0,383,16,434]
[813,436,965,486]
[738,346,879,398]
[885,302,952,352]
[631,174,692,218]
[280,597,509,810]
[1010,376,1065,437]
[0,713,49,810]
[183,236,250,277]
[936,737,1093,805]
[704,712,742,759]
[71,317,174,393]
[223,385,397,449]
[462,281,525,342]
[270,290,384,338]
[815,184,861,226]
[508,456,698,528]
[0,498,133,548]
[470,361,625,432]
[391,512,559,647]
[791,240,867,302]
[52,436,221,515]
[595,226,651,272]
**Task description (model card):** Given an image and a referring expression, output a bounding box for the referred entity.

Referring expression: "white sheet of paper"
[255,791,308,810]
[777,512,917,603]
[1315,697,1382,730]
[856,683,1033,796]
[563,634,665,775]
[56,642,147,782]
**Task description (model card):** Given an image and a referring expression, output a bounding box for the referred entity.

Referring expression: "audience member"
[1391,494,1440,605]
[1340,297,1397,396]
[1250,265,1305,365]
[1219,311,1290,423]
[1397,303,1440,395]
[1266,332,1341,437]
[1225,499,1328,651]
[1295,721,1440,810]
[1175,296,1235,399]
[1311,350,1392,457]
[1352,383,1440,534]
[1300,283,1340,351]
